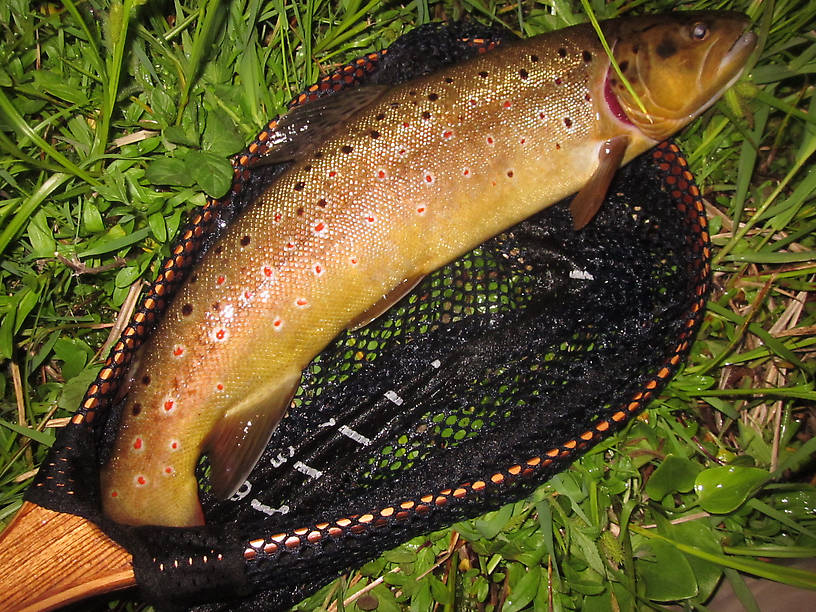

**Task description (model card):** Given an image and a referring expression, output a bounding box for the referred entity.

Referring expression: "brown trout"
[101,12,755,526]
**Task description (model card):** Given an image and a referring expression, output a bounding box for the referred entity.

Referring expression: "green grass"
[1,0,815,610]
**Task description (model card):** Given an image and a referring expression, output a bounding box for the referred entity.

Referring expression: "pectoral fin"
[347,275,426,331]
[205,371,301,499]
[570,135,630,230]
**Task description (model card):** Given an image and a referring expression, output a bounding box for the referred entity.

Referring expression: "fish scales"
[101,14,755,527]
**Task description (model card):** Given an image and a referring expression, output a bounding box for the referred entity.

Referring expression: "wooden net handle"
[0,501,135,611]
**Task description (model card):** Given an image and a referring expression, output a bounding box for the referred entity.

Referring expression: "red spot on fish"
[284,242,296,252]
[486,136,494,145]
[402,121,409,128]
[463,168,471,177]
[398,149,407,156]
[443,130,453,139]
[349,256,359,266]
[520,138,526,144]
[424,171,435,184]
[503,100,512,108]
[243,290,253,300]
[313,263,324,277]
[364,213,376,224]
[163,399,176,413]
[263,266,274,277]
[313,221,327,236]
[273,317,283,330]
[295,298,309,308]
[133,437,143,450]
[169,439,180,450]
[172,345,184,357]
[110,490,118,498]
[273,213,282,223]
[135,475,147,486]
[216,275,226,285]
[328,170,337,178]
[469,98,477,106]
[214,327,228,342]
[164,466,175,476]
[539,111,546,119]
[377,169,387,179]
[417,206,426,215]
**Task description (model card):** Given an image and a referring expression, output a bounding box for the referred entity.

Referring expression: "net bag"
[25,21,711,610]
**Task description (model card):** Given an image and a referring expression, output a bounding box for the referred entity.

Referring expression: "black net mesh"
[25,21,710,611]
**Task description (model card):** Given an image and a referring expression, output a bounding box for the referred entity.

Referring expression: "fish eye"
[691,22,709,41]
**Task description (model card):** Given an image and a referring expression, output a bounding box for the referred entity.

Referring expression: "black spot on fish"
[314,151,323,158]
[555,77,562,85]
[317,198,327,207]
[422,111,431,120]
[506,170,514,178]
[619,60,629,73]
[656,38,677,59]
[409,90,417,96]
[479,70,489,78]
[370,130,380,139]
[304,164,312,172]
[141,375,151,386]
[132,403,142,416]
[190,274,198,283]
[531,54,540,62]
[582,50,592,63]
[390,102,400,108]
[444,77,454,83]
[632,44,639,55]
[212,302,220,311]
[294,181,305,191]
[556,143,561,150]
[518,68,528,79]
[182,303,193,316]
[428,93,439,101]
[240,235,250,247]
[375,113,385,120]
[557,48,566,57]
[341,145,353,154]
[564,117,572,128]
[297,207,304,216]
[585,93,591,101]
[214,246,223,254]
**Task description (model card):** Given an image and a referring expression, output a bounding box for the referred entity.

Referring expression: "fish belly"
[101,32,615,527]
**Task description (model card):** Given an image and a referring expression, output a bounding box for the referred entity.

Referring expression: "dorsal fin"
[248,86,389,166]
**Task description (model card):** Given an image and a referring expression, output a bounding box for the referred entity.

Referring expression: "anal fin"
[205,371,301,500]
[347,275,425,331]
[570,135,630,230]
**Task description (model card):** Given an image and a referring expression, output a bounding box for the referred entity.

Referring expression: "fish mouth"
[719,30,757,76]
[604,66,633,126]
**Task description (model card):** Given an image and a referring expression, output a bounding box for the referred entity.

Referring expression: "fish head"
[603,12,756,141]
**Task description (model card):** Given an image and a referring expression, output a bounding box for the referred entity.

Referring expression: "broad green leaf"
[187,150,232,198]
[145,156,195,187]
[53,337,91,380]
[148,211,167,242]
[27,210,55,257]
[645,455,702,500]
[503,565,540,612]
[695,465,769,513]
[637,540,697,601]
[82,201,105,234]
